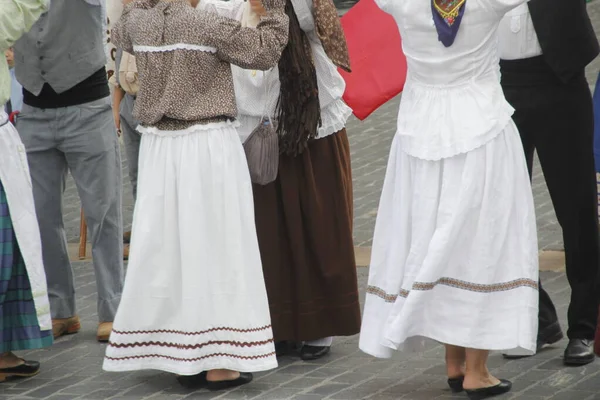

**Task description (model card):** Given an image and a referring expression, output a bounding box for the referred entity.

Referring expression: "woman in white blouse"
[358,0,539,398]
[199,0,361,362]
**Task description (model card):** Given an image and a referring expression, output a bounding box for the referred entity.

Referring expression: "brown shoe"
[52,316,81,339]
[123,244,129,260]
[123,231,132,244]
[97,322,113,342]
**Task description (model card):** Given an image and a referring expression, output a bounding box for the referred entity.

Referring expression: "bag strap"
[261,69,274,126]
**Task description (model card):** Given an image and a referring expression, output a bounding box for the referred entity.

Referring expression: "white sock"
[304,337,333,347]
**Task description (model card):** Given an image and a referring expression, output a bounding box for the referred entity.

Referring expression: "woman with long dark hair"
[207,0,361,361]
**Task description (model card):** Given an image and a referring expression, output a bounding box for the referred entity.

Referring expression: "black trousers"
[501,56,600,341]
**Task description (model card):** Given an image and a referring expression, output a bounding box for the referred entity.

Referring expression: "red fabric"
[339,0,407,120]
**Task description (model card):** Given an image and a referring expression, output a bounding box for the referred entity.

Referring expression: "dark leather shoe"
[564,339,596,366]
[300,345,331,361]
[447,376,464,393]
[503,322,563,359]
[0,360,41,382]
[176,371,207,389]
[465,379,512,400]
[207,372,253,391]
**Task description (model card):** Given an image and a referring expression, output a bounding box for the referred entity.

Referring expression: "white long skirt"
[103,122,277,375]
[359,123,539,359]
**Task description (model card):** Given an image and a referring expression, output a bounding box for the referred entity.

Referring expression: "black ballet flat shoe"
[447,376,464,393]
[0,360,41,382]
[465,379,512,400]
[176,371,207,389]
[206,372,253,391]
[300,345,331,361]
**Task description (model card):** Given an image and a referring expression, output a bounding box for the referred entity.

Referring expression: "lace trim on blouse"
[133,43,218,53]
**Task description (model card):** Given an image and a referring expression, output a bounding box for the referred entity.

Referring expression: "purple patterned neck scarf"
[432,0,466,47]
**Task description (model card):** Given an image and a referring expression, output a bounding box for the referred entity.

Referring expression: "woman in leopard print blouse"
[103,0,289,391]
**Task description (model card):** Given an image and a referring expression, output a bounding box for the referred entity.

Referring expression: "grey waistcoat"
[14,0,107,95]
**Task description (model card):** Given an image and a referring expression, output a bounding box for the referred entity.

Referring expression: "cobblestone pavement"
[3,269,598,400]
[5,2,600,399]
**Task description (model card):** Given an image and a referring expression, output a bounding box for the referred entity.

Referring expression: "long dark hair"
[275,0,321,157]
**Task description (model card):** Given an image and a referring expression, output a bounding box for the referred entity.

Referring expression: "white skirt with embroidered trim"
[359,122,539,359]
[103,121,277,375]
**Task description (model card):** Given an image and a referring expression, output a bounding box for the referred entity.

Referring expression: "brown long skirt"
[252,129,361,342]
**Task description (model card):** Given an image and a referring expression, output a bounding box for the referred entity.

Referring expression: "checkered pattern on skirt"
[0,180,52,352]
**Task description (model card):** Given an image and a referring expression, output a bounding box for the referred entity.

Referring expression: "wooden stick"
[79,208,87,260]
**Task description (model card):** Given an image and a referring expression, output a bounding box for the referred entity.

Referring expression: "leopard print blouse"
[112,0,288,131]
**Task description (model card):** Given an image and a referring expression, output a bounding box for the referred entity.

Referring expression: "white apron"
[103,121,277,375]
[0,112,52,332]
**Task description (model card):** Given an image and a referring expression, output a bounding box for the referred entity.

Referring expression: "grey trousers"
[120,94,141,201]
[18,96,124,322]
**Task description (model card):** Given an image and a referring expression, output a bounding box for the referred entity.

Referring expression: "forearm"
[112,85,125,110]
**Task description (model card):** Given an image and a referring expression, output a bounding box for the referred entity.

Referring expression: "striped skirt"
[0,180,53,352]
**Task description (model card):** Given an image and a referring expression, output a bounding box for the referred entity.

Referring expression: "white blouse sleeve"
[290,0,315,32]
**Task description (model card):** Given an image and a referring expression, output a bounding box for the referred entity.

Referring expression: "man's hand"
[5,49,14,68]
[122,0,134,5]
[249,0,267,16]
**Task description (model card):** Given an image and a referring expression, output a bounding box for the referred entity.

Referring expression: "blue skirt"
[0,180,53,352]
